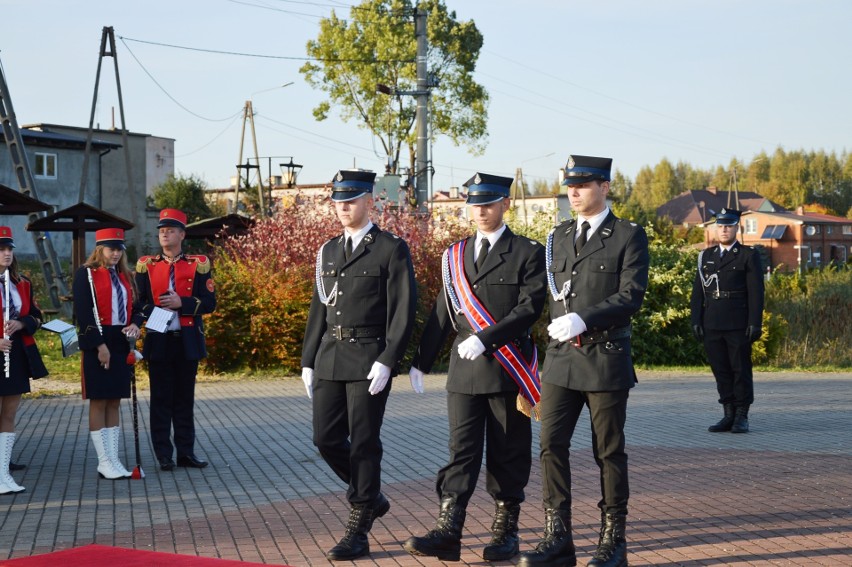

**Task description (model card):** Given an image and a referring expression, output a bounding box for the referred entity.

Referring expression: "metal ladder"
[0,58,71,317]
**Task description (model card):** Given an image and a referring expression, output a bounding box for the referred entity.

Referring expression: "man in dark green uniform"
[690,208,764,434]
[301,169,417,561]
[403,173,546,562]
[521,155,650,567]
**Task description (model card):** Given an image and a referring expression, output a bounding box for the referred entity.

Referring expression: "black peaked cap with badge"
[562,154,613,185]
[464,172,513,205]
[331,170,376,202]
[713,207,742,226]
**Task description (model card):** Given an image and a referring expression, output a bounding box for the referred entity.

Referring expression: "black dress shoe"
[177,454,208,468]
[9,461,26,471]
[159,457,176,471]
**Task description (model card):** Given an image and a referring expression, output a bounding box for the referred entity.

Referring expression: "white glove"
[457,335,487,361]
[301,367,314,399]
[548,313,587,343]
[409,367,425,394]
[367,361,392,395]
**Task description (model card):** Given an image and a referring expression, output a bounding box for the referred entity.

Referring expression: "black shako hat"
[562,154,613,186]
[331,170,376,202]
[714,207,742,226]
[463,172,512,205]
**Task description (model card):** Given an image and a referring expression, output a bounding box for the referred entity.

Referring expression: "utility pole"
[235,101,265,215]
[513,168,528,224]
[414,4,429,208]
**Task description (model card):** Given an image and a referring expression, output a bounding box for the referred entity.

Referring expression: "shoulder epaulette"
[135,256,156,273]
[187,255,211,274]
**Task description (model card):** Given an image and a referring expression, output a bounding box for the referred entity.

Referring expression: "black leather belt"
[166,330,182,336]
[327,325,385,341]
[572,326,631,347]
[710,290,747,299]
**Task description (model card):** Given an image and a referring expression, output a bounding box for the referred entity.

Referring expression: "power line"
[118,35,414,63]
[120,38,244,122]
[485,49,773,147]
[175,113,244,158]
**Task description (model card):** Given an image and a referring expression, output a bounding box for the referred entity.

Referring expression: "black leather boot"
[587,513,627,567]
[518,508,576,567]
[731,405,750,433]
[403,496,466,561]
[326,505,372,561]
[482,500,521,561]
[708,403,735,432]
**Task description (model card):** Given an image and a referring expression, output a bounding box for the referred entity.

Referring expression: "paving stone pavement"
[1,371,850,566]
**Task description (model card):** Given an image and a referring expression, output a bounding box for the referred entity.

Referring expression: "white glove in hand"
[457,335,487,361]
[367,361,392,395]
[409,367,425,394]
[301,367,314,400]
[548,313,586,343]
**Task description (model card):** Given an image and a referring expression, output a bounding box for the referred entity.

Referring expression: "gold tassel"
[516,395,541,421]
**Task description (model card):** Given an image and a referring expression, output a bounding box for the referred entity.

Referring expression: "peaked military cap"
[463,172,512,205]
[158,208,187,229]
[562,154,613,185]
[0,226,14,248]
[95,228,127,250]
[714,207,742,226]
[331,170,376,202]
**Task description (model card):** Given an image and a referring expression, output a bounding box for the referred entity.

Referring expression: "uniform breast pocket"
[549,257,567,274]
[351,266,382,298]
[590,261,619,294]
[486,273,519,308]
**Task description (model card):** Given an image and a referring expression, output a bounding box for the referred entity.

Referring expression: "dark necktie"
[169,262,176,291]
[575,221,591,255]
[344,237,353,261]
[719,247,726,259]
[2,279,18,319]
[109,268,126,325]
[475,238,490,272]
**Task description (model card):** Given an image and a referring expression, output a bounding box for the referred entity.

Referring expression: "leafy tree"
[609,169,632,202]
[300,0,489,174]
[150,174,214,222]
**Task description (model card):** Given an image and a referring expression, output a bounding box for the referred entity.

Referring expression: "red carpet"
[0,545,291,566]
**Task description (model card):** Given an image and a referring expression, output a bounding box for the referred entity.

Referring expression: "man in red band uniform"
[404,173,546,562]
[521,155,649,567]
[134,209,216,471]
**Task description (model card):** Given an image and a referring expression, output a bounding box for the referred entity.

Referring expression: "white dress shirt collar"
[576,207,611,238]
[475,223,507,253]
[345,221,374,252]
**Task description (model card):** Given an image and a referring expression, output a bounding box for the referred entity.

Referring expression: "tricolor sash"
[443,240,541,418]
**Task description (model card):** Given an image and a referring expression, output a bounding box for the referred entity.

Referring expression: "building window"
[34,153,57,179]
[843,225,852,235]
[813,251,822,267]
[744,218,758,235]
[826,225,833,235]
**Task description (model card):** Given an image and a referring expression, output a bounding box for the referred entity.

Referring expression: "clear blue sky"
[3,0,850,193]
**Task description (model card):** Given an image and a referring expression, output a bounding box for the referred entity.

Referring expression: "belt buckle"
[711,290,720,299]
[333,325,343,340]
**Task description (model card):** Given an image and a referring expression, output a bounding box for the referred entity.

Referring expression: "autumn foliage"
[203,195,470,372]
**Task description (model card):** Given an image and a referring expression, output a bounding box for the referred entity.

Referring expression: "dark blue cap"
[562,154,612,185]
[464,172,512,205]
[714,207,742,226]
[331,170,376,202]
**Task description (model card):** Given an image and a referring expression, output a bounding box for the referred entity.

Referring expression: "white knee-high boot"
[0,432,25,493]
[106,427,131,478]
[91,429,123,480]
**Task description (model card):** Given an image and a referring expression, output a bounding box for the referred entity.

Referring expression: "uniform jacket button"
[570,292,577,297]
[340,272,345,277]
[572,270,577,275]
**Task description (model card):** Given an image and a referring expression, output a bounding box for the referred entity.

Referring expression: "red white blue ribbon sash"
[443,240,541,410]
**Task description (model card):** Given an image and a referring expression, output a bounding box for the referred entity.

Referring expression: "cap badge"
[720,208,728,215]
[474,174,481,185]
[336,172,343,182]
[567,156,575,169]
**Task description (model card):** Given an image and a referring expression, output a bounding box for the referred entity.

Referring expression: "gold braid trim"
[135,256,156,274]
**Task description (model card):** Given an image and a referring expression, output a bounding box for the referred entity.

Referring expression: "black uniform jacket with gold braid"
[134,253,216,361]
[301,225,416,381]
[412,227,546,395]
[690,242,764,332]
[542,212,649,392]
